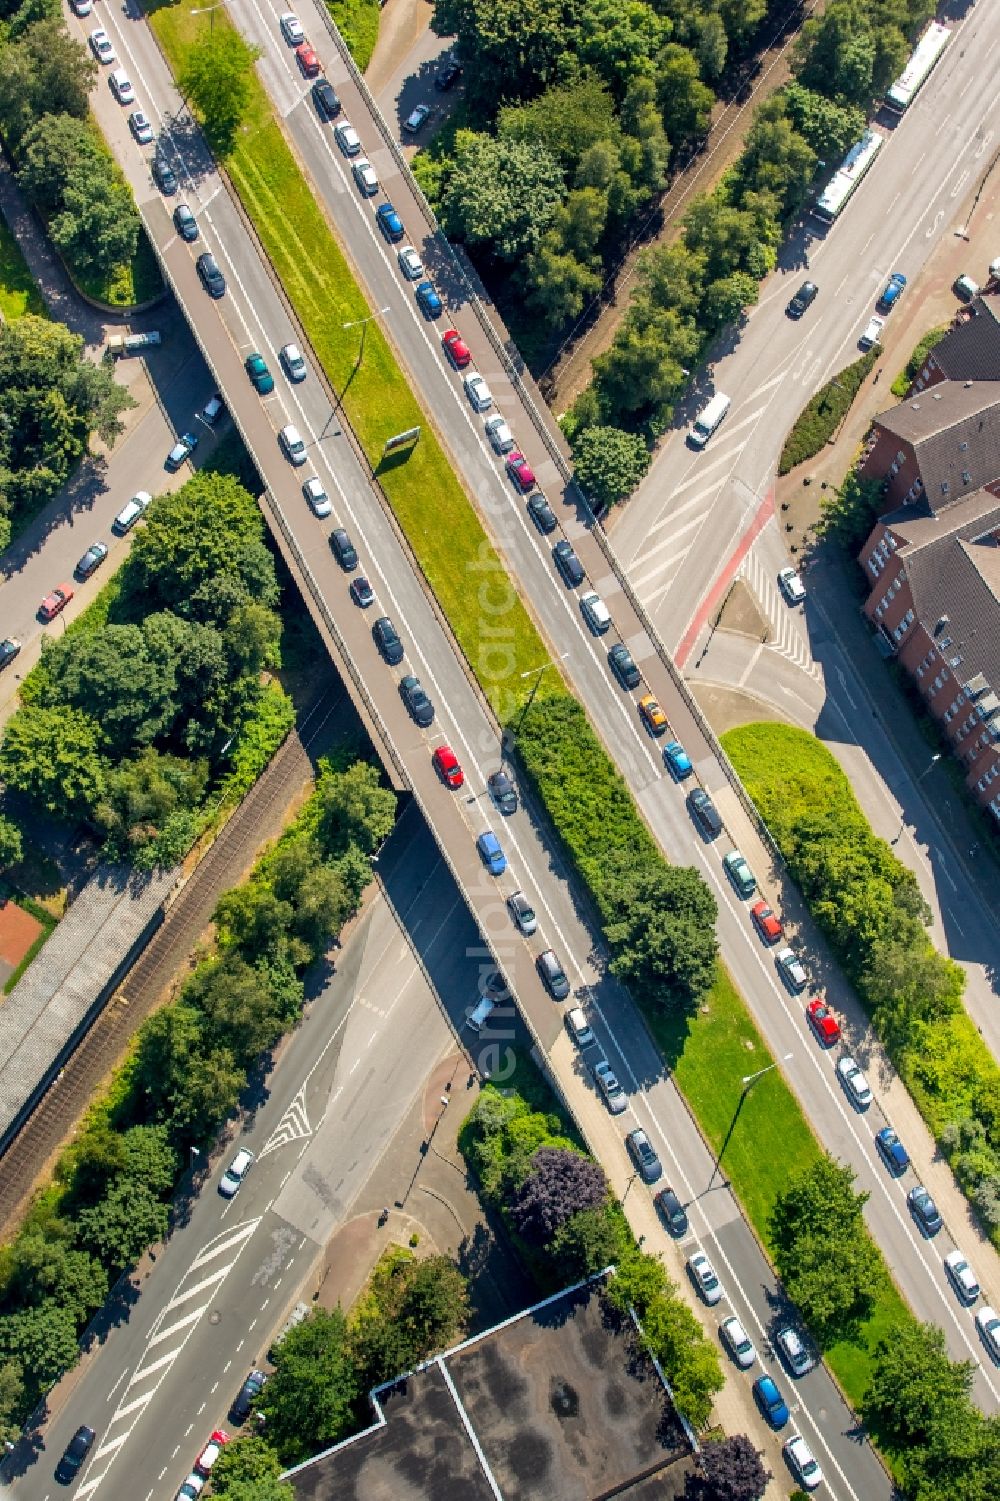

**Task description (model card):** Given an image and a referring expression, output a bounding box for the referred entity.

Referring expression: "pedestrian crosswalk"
[75,1218,261,1500]
[738,548,824,685]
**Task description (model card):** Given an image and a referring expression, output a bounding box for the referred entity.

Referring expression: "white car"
[280,342,307,382]
[564,1006,597,1050]
[109,69,134,105]
[720,1315,756,1368]
[777,565,806,605]
[506,889,536,935]
[943,1249,980,1304]
[219,1147,254,1198]
[592,1059,627,1114]
[302,476,332,518]
[279,424,307,465]
[352,158,379,196]
[113,490,152,535]
[279,12,304,44]
[397,245,424,281]
[129,111,155,145]
[859,314,885,349]
[580,591,611,634]
[775,945,807,992]
[464,373,492,412]
[71,0,93,15]
[89,28,116,64]
[784,1434,823,1490]
[775,1325,815,1376]
[687,1251,722,1305]
[403,103,431,134]
[976,1305,1000,1361]
[485,413,514,453]
[175,1474,204,1501]
[837,1055,873,1109]
[334,120,361,156]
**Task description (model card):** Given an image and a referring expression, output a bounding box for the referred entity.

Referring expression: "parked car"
[687,1250,722,1305]
[55,1425,96,1483]
[608,642,641,690]
[463,373,492,411]
[506,889,537,935]
[565,1006,596,1050]
[751,899,782,943]
[230,1369,267,1424]
[39,584,73,622]
[638,692,667,734]
[580,591,611,635]
[442,329,471,368]
[723,850,756,898]
[592,1059,627,1114]
[279,424,307,465]
[245,352,274,393]
[908,1184,943,1235]
[485,413,514,452]
[506,452,536,492]
[75,542,109,580]
[113,490,152,532]
[536,948,570,999]
[400,674,434,726]
[806,996,840,1046]
[89,28,115,64]
[403,103,431,133]
[109,68,134,105]
[688,787,723,839]
[165,433,198,472]
[476,830,506,875]
[201,393,225,426]
[875,1125,910,1176]
[279,12,304,44]
[194,1431,229,1477]
[654,1187,688,1235]
[334,121,361,155]
[784,1434,823,1490]
[295,43,320,78]
[527,492,557,533]
[415,281,442,317]
[487,769,517,814]
[376,202,404,241]
[786,280,818,318]
[878,271,907,311]
[349,576,374,608]
[0,637,22,670]
[775,945,807,992]
[553,540,585,588]
[663,740,692,779]
[280,342,307,381]
[859,313,885,349]
[975,1305,1000,1361]
[777,565,806,605]
[625,1128,662,1183]
[328,526,357,570]
[837,1055,873,1109]
[954,273,980,302]
[219,1147,254,1198]
[398,245,424,280]
[152,154,178,195]
[775,1325,815,1377]
[372,615,403,664]
[720,1315,756,1369]
[944,1249,980,1304]
[302,476,332,518]
[432,745,464,788]
[173,203,199,241]
[129,110,154,144]
[435,60,462,91]
[753,1374,790,1429]
[352,158,379,195]
[196,252,225,297]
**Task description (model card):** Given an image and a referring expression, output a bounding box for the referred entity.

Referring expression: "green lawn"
[0,210,46,320]
[149,4,549,717]
[325,0,381,72]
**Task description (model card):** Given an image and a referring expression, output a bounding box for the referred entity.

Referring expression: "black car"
[654,1187,688,1235]
[55,1425,95,1483]
[329,526,358,571]
[230,1368,267,1424]
[196,252,225,298]
[688,787,723,839]
[526,492,557,533]
[400,673,434,726]
[312,78,340,119]
[608,642,641,690]
[553,539,585,588]
[435,60,462,91]
[625,1128,662,1184]
[151,154,178,195]
[75,542,109,580]
[786,280,818,318]
[173,202,199,241]
[908,1184,943,1235]
[0,637,21,670]
[373,615,403,664]
[488,769,517,815]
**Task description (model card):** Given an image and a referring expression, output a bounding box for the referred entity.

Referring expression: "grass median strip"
[0,211,46,320]
[149,3,548,717]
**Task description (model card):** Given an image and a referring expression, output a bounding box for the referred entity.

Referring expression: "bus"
[885,21,950,114]
[813,129,884,224]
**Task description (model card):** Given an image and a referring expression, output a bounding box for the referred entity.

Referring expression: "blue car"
[878,271,907,311]
[476,830,506,875]
[415,280,442,318]
[752,1374,789,1429]
[875,1125,910,1176]
[375,202,404,242]
[663,740,693,780]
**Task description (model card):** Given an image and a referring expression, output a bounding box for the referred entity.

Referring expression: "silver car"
[592,1059,627,1114]
[837,1055,873,1109]
[464,373,492,411]
[280,342,307,382]
[775,946,807,992]
[506,889,537,935]
[944,1249,980,1304]
[687,1251,722,1305]
[776,1325,816,1376]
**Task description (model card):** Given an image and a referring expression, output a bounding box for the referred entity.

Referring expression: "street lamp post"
[190,2,224,30]
[708,1052,793,1188]
[891,753,941,845]
[513,655,569,735]
[343,306,391,368]
[622,1170,639,1205]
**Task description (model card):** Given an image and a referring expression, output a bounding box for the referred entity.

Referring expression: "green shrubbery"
[890,325,948,398]
[459,1075,724,1426]
[0,757,396,1435]
[723,723,1000,1246]
[778,348,880,474]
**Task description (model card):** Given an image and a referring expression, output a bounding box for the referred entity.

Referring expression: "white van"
[112,490,151,534]
[689,392,731,448]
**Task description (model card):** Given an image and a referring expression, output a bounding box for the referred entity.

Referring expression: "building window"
[962,470,972,484]
[941,481,950,496]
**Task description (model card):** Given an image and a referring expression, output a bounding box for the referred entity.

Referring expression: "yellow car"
[638,693,667,735]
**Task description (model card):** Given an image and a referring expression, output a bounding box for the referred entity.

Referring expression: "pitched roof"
[927,292,1000,383]
[874,381,1000,512]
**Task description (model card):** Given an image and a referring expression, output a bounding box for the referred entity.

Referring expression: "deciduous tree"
[603,857,718,1009]
[179,30,261,155]
[257,1307,357,1465]
[0,704,106,819]
[441,133,564,262]
[511,1147,607,1244]
[572,425,650,509]
[694,1434,771,1501]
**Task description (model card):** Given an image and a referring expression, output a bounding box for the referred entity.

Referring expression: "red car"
[442,329,471,368]
[807,997,841,1047]
[506,452,536,492]
[750,899,782,944]
[39,584,74,622]
[296,43,320,77]
[194,1430,230,1477]
[432,744,464,788]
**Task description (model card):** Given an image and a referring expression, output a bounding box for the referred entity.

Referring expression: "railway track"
[0,688,345,1240]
